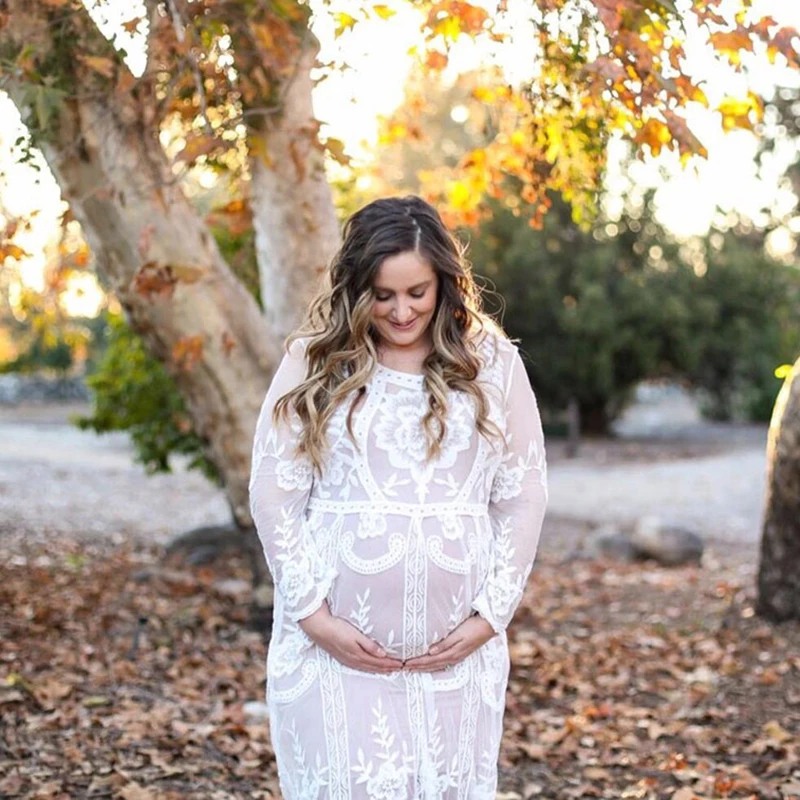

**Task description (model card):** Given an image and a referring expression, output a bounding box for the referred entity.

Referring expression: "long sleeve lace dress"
[248,329,548,800]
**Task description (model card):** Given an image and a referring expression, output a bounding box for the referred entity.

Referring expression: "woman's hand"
[402,614,497,673]
[298,603,405,674]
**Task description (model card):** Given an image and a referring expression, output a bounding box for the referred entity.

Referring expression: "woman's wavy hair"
[273,194,506,474]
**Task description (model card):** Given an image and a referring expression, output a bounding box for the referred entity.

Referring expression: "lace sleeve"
[471,346,548,634]
[248,339,337,622]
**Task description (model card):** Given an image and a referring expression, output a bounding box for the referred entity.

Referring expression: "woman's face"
[370,250,439,350]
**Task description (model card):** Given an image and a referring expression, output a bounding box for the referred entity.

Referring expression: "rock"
[213,578,251,598]
[587,525,637,561]
[165,523,239,555]
[252,582,275,609]
[184,544,220,566]
[242,701,269,722]
[631,516,704,566]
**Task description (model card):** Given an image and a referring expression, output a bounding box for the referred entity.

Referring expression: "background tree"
[752,85,800,620]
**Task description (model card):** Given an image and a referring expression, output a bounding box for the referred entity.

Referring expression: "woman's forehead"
[373,251,436,289]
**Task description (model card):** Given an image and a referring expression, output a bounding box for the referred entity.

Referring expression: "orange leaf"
[172,335,204,372]
[0,243,30,261]
[635,118,672,156]
[425,50,448,70]
[132,262,176,300]
[121,16,143,34]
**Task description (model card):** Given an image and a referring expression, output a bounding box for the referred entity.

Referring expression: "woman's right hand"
[298,602,404,674]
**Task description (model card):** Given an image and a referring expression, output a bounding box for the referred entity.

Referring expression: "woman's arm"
[248,339,337,623]
[470,346,549,634]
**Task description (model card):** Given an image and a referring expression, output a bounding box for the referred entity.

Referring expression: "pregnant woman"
[248,195,548,799]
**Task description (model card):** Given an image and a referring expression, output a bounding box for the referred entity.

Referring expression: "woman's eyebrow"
[374,280,432,293]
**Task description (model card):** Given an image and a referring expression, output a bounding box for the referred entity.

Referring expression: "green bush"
[74,310,221,483]
[680,234,800,423]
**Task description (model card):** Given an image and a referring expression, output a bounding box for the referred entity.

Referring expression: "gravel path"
[0,404,230,549]
[0,390,770,549]
[546,444,767,543]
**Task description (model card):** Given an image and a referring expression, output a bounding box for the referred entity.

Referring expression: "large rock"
[587,524,638,561]
[631,516,704,566]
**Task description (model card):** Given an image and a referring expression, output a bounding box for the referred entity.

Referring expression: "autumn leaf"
[118,781,160,800]
[371,4,396,20]
[323,136,350,166]
[172,335,204,372]
[221,330,237,356]
[121,16,143,34]
[425,50,449,70]
[0,242,30,261]
[132,262,177,300]
[769,26,800,68]
[171,265,206,284]
[75,54,116,79]
[717,92,763,131]
[334,11,358,37]
[176,134,223,165]
[710,29,755,68]
[635,118,672,156]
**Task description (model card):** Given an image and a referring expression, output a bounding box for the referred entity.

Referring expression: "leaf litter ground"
[1,525,798,800]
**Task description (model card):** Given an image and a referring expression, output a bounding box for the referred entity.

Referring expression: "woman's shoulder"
[470,321,519,375]
[282,334,317,369]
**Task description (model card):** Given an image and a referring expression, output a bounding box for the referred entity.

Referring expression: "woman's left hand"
[402,613,497,672]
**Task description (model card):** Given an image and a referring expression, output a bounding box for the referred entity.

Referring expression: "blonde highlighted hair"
[273,195,506,473]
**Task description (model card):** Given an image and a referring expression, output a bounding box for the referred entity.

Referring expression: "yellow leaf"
[775,364,792,380]
[717,92,763,131]
[171,265,206,284]
[334,12,358,37]
[435,16,462,43]
[76,54,116,79]
[763,719,793,743]
[446,180,473,212]
[371,4,396,20]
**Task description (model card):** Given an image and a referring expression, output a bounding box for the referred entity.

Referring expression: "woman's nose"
[392,299,412,322]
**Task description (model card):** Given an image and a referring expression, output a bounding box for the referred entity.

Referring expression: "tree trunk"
[247,35,341,339]
[0,1,285,528]
[756,357,800,621]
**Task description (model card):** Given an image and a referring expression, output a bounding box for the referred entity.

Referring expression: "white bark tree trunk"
[248,37,341,339]
[0,1,295,529]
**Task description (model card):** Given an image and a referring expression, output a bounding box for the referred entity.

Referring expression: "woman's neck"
[376,333,432,371]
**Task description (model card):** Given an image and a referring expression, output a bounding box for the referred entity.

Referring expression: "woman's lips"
[389,318,417,331]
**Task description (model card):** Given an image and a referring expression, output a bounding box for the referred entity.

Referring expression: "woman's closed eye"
[375,291,427,302]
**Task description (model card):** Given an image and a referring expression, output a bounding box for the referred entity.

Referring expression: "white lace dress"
[248,331,548,800]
